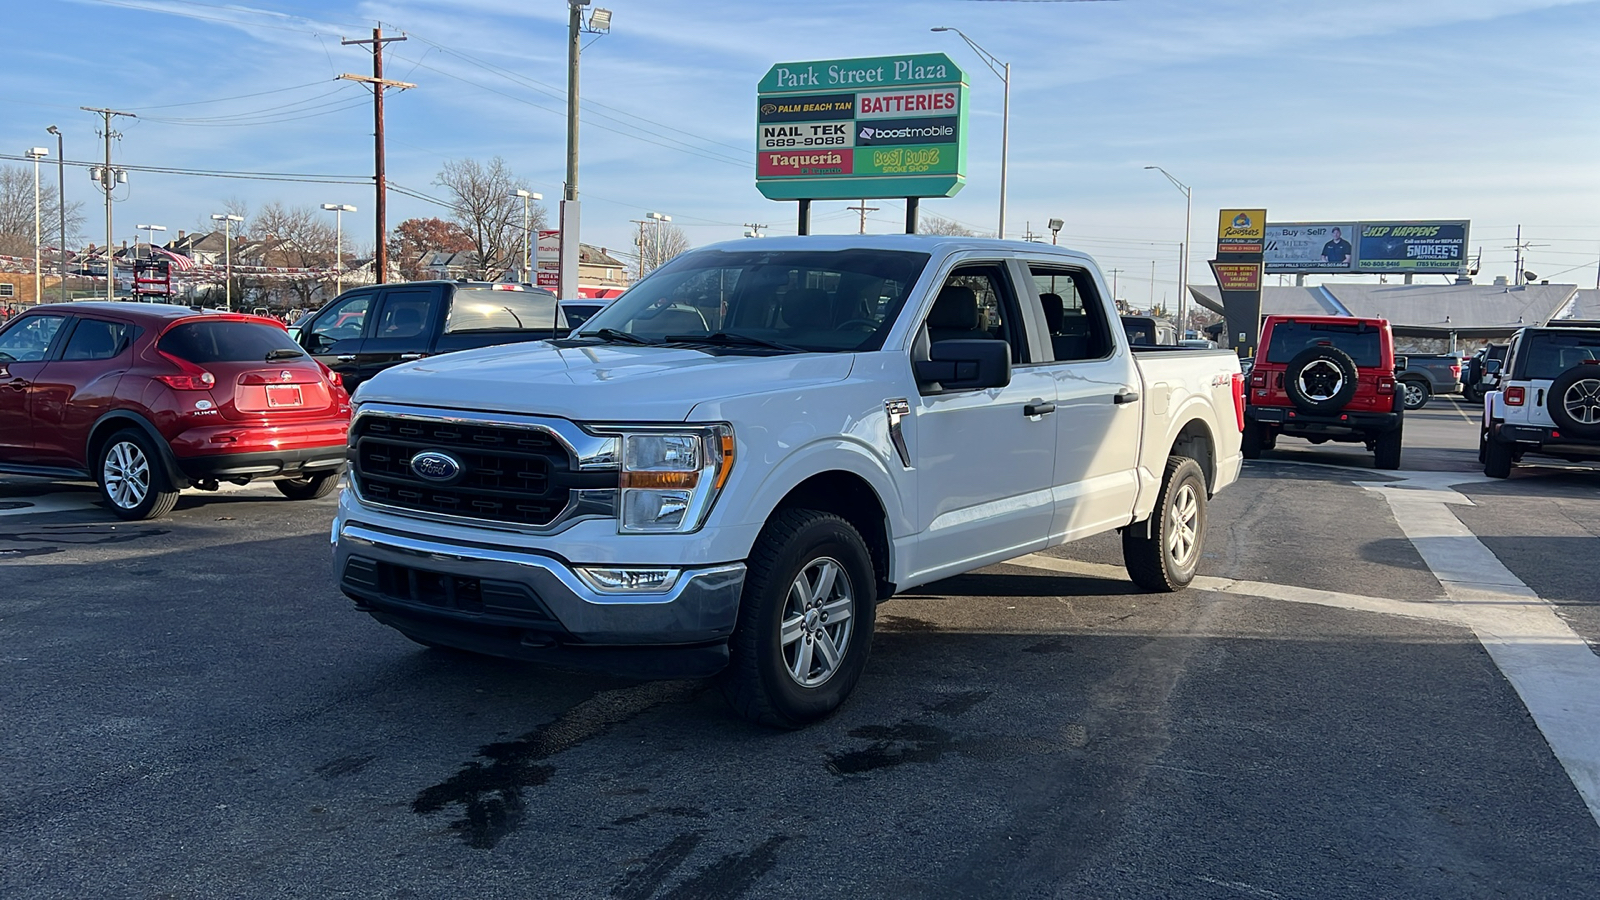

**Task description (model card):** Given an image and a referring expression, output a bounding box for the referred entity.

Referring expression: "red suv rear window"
[1265,321,1383,368]
[159,320,304,363]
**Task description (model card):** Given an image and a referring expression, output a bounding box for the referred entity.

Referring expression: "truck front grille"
[351,414,610,527]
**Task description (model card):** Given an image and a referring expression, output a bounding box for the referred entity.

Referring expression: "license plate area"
[265,384,304,408]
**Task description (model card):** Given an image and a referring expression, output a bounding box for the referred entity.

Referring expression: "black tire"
[719,510,877,729]
[1546,365,1600,439]
[1465,383,1485,404]
[1241,419,1264,460]
[1484,430,1514,479]
[1398,378,1431,411]
[96,429,181,521]
[1374,425,1403,470]
[1261,431,1277,450]
[1478,429,1488,464]
[1284,346,1360,414]
[275,473,340,500]
[1123,456,1207,592]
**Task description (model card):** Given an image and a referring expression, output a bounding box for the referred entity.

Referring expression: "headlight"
[613,425,734,533]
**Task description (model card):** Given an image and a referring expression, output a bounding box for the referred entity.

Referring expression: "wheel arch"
[86,410,187,489]
[767,469,895,602]
[1167,416,1218,494]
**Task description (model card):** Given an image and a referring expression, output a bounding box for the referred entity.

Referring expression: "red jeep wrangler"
[1242,315,1404,469]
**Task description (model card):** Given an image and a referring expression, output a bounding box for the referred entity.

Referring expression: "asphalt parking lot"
[3,397,1598,899]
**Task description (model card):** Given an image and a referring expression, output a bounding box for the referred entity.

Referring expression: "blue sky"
[4,0,1598,300]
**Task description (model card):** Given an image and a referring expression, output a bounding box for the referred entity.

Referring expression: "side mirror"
[915,339,1012,391]
[1393,356,1408,371]
[1484,359,1501,375]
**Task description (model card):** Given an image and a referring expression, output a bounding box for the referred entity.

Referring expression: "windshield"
[575,248,931,352]
[1518,331,1600,380]
[1265,321,1384,368]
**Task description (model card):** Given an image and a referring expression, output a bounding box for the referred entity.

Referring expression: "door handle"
[5,378,29,392]
[336,355,358,362]
[1113,389,1140,405]
[399,352,426,360]
[1024,401,1056,417]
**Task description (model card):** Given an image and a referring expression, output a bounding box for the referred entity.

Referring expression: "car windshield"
[1519,332,1600,380]
[159,320,303,363]
[574,248,931,353]
[1264,321,1384,368]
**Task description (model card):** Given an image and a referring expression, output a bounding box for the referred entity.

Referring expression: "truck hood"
[352,341,856,421]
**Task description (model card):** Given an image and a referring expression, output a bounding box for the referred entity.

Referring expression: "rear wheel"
[275,473,340,500]
[1241,420,1264,459]
[1123,456,1207,592]
[720,510,876,729]
[1374,426,1403,470]
[1484,431,1514,479]
[1399,378,1431,410]
[97,429,181,521]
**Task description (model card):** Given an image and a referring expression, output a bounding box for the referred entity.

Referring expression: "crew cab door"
[906,259,1059,582]
[349,286,445,388]
[1024,262,1143,542]
[297,289,376,387]
[0,312,70,465]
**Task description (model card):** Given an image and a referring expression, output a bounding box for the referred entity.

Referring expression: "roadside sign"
[756,54,968,201]
[1263,220,1468,274]
[1210,262,1262,291]
[1217,209,1267,254]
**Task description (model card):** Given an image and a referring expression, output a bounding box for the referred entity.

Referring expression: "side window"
[61,319,136,362]
[307,293,372,352]
[0,314,69,363]
[924,264,1028,362]
[372,289,439,341]
[1028,266,1113,361]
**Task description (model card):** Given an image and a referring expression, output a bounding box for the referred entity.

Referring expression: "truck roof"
[696,233,1097,260]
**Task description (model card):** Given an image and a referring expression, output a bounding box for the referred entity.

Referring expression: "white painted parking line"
[1013,469,1600,828]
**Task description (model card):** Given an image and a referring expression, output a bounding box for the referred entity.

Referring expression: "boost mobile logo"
[859,126,875,140]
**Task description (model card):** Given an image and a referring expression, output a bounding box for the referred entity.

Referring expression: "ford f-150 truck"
[332,236,1245,727]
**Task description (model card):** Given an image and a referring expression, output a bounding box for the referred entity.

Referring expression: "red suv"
[0,302,351,519]
[1242,315,1404,469]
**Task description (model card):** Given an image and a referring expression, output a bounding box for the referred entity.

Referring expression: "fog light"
[576,567,681,594]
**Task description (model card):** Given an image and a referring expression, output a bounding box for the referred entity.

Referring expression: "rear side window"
[62,319,136,361]
[1029,266,1113,361]
[1519,332,1600,380]
[445,288,560,333]
[160,320,303,363]
[1265,321,1383,368]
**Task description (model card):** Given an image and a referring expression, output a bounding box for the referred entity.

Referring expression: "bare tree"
[916,213,977,237]
[434,157,545,280]
[0,164,85,258]
[637,222,691,277]
[250,201,339,309]
[194,195,252,241]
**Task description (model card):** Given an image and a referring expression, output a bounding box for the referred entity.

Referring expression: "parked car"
[1480,323,1600,477]
[0,302,350,519]
[1241,315,1404,469]
[1463,343,1507,403]
[1121,315,1177,346]
[1394,353,1463,409]
[332,235,1245,727]
[288,281,570,392]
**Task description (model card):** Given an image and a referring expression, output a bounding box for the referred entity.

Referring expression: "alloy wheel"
[1298,360,1344,401]
[1563,378,1600,425]
[103,441,151,509]
[779,557,855,688]
[1167,482,1200,568]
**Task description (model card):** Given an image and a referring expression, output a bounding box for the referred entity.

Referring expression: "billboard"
[1217,209,1266,253]
[756,54,968,201]
[1264,223,1357,273]
[1263,220,1469,274]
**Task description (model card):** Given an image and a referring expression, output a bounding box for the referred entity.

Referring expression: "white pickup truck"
[332,236,1244,726]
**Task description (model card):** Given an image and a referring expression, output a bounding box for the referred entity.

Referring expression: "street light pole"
[26,148,47,304]
[46,127,65,303]
[1145,165,1192,336]
[646,212,670,273]
[211,213,243,312]
[932,27,1009,239]
[137,224,165,264]
[321,204,356,297]
[511,189,542,283]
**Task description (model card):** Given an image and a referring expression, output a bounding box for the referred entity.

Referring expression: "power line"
[0,152,370,184]
[121,79,337,111]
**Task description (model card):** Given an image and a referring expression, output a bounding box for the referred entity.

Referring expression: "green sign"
[756,54,968,201]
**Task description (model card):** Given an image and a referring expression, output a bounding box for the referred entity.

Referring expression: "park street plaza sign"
[756,54,968,201]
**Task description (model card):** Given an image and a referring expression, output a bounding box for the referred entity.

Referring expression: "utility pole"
[1109,268,1122,304]
[342,28,412,285]
[1149,259,1156,309]
[562,3,610,299]
[846,201,879,235]
[47,126,66,302]
[26,148,47,304]
[82,107,135,300]
[630,220,648,280]
[743,223,767,238]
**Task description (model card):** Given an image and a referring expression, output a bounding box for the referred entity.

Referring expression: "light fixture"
[586,7,612,32]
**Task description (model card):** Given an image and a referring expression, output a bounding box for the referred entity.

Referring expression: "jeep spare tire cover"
[1547,363,1600,439]
[1284,345,1360,413]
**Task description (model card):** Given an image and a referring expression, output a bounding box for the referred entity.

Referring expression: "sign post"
[1213,208,1266,358]
[757,54,968,230]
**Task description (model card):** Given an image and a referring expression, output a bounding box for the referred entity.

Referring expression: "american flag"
[151,246,197,272]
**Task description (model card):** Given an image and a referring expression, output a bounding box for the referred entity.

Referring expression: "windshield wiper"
[664,331,805,352]
[582,328,659,346]
[265,348,305,360]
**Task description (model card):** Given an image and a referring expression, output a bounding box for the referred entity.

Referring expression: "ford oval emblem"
[410,450,463,483]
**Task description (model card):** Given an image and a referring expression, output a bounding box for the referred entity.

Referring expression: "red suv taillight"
[1249,372,1266,389]
[316,361,343,388]
[155,352,216,390]
[1505,386,1526,406]
[1377,375,1395,394]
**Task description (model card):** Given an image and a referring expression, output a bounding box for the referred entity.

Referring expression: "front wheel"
[275,473,340,500]
[1241,419,1264,460]
[1123,456,1207,592]
[97,429,181,521]
[719,510,876,729]
[1484,431,1514,479]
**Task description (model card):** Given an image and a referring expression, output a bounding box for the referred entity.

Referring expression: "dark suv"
[0,302,350,519]
[1242,315,1405,469]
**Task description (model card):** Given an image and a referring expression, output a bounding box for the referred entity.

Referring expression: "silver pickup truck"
[333,236,1245,726]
